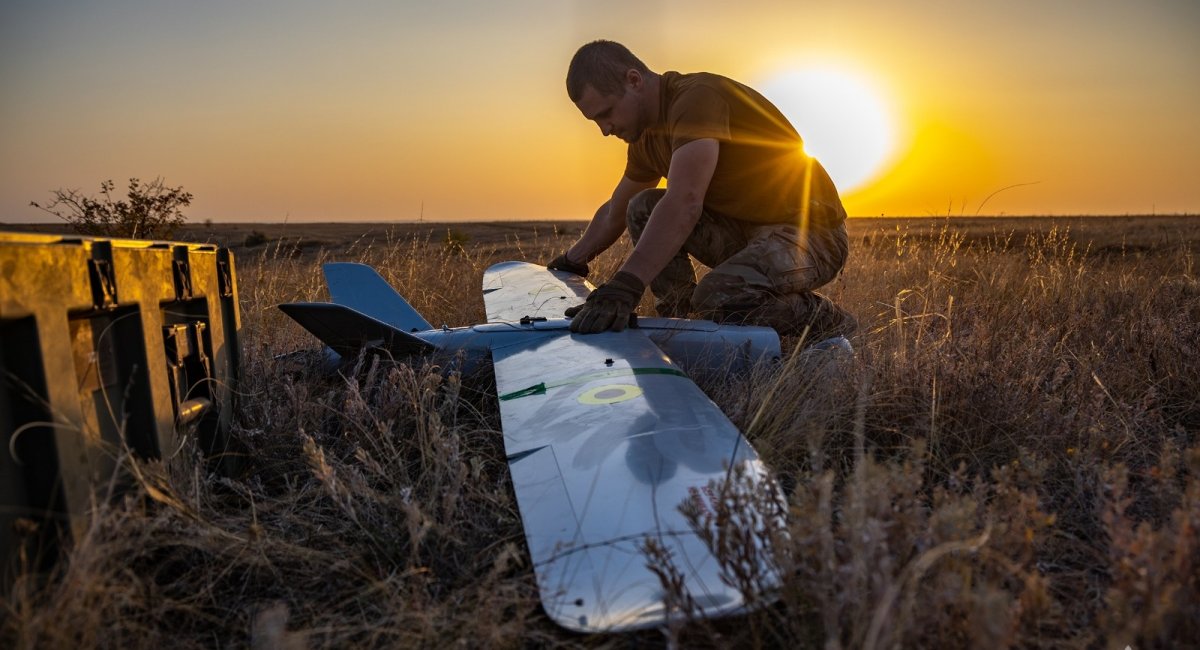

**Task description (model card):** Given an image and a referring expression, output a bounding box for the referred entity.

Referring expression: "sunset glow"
[0,1,1196,221]
[759,66,897,193]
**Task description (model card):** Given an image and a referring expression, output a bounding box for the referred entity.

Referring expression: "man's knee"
[689,286,727,316]
[691,268,765,316]
[625,188,665,240]
[813,222,849,285]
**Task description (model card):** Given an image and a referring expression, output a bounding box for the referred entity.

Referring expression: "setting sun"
[759,66,897,194]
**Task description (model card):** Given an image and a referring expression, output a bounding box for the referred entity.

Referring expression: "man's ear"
[625,68,643,90]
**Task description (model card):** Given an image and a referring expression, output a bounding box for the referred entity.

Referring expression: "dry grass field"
[3,215,1198,648]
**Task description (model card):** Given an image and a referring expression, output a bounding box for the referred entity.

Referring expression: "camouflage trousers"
[626,189,853,338]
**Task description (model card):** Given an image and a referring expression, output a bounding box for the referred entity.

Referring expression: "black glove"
[546,251,589,278]
[565,271,645,333]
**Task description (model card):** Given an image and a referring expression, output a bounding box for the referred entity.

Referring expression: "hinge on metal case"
[172,247,193,301]
[87,242,117,309]
[217,259,233,298]
[87,259,117,309]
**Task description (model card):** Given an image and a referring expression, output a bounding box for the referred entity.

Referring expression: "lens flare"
[760,66,896,193]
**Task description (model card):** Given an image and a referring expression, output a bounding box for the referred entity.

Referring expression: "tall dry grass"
[3,219,1197,648]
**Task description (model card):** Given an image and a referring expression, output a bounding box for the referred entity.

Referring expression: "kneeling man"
[549,40,855,339]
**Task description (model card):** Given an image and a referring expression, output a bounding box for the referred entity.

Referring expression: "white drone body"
[280,262,797,632]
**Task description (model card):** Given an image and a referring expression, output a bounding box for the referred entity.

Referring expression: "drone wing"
[482,261,593,323]
[492,326,781,632]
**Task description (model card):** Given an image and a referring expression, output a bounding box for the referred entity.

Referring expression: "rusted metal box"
[0,231,241,582]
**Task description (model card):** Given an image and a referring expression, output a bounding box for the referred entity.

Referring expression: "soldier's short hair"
[566,40,650,102]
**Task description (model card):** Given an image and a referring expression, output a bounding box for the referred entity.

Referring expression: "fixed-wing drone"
[279,261,809,632]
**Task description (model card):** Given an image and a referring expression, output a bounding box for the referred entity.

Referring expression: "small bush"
[443,228,470,253]
[30,177,192,240]
[243,230,269,247]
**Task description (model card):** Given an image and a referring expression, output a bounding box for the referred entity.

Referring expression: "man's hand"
[565,271,645,333]
[546,251,589,277]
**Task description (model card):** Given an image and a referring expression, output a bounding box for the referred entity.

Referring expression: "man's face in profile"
[574,73,648,144]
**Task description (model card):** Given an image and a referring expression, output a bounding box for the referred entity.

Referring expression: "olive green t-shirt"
[624,71,845,230]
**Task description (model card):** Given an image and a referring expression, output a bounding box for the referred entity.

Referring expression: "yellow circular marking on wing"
[578,384,643,405]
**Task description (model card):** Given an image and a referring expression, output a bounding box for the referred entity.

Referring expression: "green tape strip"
[500,382,547,400]
[498,367,687,401]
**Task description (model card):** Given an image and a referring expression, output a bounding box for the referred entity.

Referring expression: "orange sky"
[1,1,1197,222]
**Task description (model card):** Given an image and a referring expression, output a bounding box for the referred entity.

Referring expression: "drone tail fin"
[323,262,434,332]
[278,302,435,358]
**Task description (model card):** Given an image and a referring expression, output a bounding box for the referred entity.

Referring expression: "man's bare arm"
[618,138,719,283]
[566,175,659,264]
